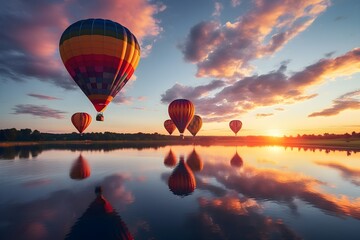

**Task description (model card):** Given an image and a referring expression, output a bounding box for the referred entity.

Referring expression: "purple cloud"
[180,0,330,79]
[309,90,360,117]
[27,93,62,100]
[112,94,134,105]
[12,104,66,119]
[0,0,163,90]
[161,79,225,103]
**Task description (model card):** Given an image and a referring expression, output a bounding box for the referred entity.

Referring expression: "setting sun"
[266,129,283,137]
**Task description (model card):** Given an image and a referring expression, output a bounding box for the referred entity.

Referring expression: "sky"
[0,0,359,137]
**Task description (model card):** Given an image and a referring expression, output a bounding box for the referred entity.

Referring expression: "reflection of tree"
[0,174,134,240]
[65,186,133,240]
[185,195,302,240]
[198,162,360,220]
[0,145,43,159]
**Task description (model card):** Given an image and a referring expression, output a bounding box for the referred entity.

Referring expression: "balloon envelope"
[168,99,195,137]
[186,149,203,172]
[164,148,177,167]
[71,112,92,134]
[65,187,133,240]
[229,120,242,135]
[187,115,202,137]
[70,154,91,180]
[230,152,243,168]
[59,19,141,120]
[164,119,176,135]
[168,157,196,196]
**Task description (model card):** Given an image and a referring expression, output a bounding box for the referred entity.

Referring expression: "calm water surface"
[0,144,359,239]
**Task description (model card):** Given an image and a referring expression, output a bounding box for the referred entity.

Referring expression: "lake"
[0,144,359,240]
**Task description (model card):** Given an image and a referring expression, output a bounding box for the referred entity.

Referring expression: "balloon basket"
[96,113,104,121]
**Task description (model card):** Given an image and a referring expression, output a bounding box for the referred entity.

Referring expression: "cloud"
[275,107,284,111]
[256,113,273,118]
[0,173,134,239]
[309,89,360,117]
[137,96,146,101]
[162,48,360,122]
[315,161,360,186]
[12,104,66,119]
[231,0,241,7]
[212,2,223,17]
[198,160,360,219]
[112,94,134,105]
[161,79,226,103]
[185,195,302,240]
[27,93,62,100]
[180,0,330,79]
[0,0,163,89]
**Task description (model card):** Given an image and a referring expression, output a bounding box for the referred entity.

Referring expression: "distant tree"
[31,130,41,141]
[19,128,32,141]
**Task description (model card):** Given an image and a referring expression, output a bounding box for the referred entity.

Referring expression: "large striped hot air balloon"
[71,112,92,134]
[229,120,242,136]
[69,154,91,180]
[168,99,195,138]
[187,115,202,137]
[59,19,141,121]
[164,119,176,135]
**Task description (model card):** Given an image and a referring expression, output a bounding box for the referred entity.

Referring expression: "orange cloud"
[198,160,360,219]
[162,48,360,122]
[309,89,360,117]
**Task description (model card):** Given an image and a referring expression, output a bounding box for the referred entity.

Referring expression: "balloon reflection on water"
[164,148,177,167]
[69,154,91,180]
[65,186,133,240]
[186,148,204,172]
[168,156,196,197]
[230,151,243,168]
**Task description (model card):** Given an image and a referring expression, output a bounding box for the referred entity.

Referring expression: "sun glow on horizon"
[266,129,283,137]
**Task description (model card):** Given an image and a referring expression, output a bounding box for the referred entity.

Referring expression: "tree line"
[0,128,171,142]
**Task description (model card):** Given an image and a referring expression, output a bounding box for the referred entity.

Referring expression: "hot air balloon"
[168,99,195,138]
[164,148,177,167]
[168,156,196,197]
[187,115,202,137]
[70,154,91,180]
[59,19,141,121]
[186,148,203,172]
[230,151,243,168]
[164,119,176,135]
[71,112,92,134]
[65,186,134,240]
[229,120,242,136]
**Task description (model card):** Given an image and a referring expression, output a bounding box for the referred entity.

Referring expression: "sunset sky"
[0,0,359,136]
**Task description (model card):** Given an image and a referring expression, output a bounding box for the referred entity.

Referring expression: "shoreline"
[1,138,359,151]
